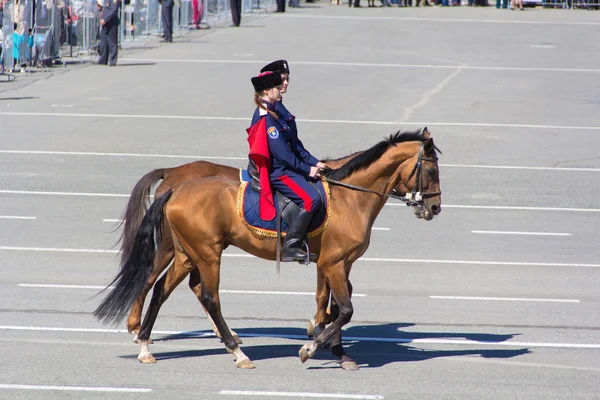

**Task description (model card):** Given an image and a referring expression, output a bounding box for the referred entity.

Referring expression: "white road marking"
[219,390,383,399]
[1,112,600,130]
[389,204,600,213]
[2,189,599,214]
[279,14,600,27]
[0,190,129,197]
[471,230,572,237]
[0,216,36,220]
[16,284,367,297]
[1,325,599,349]
[430,296,580,303]
[103,219,121,223]
[2,151,599,173]
[50,104,75,108]
[0,149,245,160]
[371,227,390,231]
[119,58,600,73]
[2,246,600,268]
[0,384,151,393]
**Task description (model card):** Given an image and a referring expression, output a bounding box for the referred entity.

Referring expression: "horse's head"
[394,128,442,221]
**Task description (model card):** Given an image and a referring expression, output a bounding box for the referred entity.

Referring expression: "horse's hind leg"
[193,253,254,369]
[309,271,333,339]
[136,251,192,364]
[188,267,242,344]
[127,230,175,338]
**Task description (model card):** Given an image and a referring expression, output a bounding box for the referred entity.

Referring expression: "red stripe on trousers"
[277,175,313,212]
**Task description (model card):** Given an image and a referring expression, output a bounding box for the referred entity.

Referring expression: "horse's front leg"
[300,263,357,370]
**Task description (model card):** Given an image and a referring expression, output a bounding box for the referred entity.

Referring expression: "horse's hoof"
[340,360,359,371]
[299,343,316,363]
[236,358,255,369]
[138,352,157,364]
[307,318,316,339]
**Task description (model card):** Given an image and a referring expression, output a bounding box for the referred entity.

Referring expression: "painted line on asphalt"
[0,190,129,197]
[0,216,36,220]
[371,227,390,231]
[219,390,383,399]
[119,57,600,73]
[16,284,368,297]
[103,219,121,223]
[1,112,600,130]
[2,189,599,213]
[0,150,244,160]
[2,151,599,173]
[279,14,600,27]
[471,230,572,237]
[2,246,600,268]
[0,384,151,393]
[1,325,599,349]
[430,296,580,303]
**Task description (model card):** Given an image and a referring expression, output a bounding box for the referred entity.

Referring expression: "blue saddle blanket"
[237,171,330,238]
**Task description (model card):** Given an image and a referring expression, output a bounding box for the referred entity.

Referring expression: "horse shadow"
[136,323,530,367]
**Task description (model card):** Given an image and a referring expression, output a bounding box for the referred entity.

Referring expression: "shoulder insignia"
[267,126,279,139]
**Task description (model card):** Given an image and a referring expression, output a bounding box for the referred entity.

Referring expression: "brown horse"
[95,130,442,370]
[119,152,367,341]
[119,130,430,342]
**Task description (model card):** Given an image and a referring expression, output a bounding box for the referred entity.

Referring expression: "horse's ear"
[422,127,431,139]
[424,137,435,152]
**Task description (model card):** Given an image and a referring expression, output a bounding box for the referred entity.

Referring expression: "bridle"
[323,141,441,208]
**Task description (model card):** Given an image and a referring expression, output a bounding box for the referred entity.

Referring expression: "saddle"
[238,160,330,265]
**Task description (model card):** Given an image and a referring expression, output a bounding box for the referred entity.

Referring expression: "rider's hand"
[309,166,321,178]
[316,161,327,169]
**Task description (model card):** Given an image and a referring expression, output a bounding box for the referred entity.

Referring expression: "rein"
[322,141,441,207]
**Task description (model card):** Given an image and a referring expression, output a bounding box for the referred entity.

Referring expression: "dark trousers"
[230,0,242,26]
[99,22,118,66]
[271,172,322,214]
[161,0,174,42]
[276,0,286,11]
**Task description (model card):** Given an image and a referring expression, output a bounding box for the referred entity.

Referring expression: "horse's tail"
[117,168,167,269]
[94,189,174,325]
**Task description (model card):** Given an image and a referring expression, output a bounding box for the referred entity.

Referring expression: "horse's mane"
[323,130,427,181]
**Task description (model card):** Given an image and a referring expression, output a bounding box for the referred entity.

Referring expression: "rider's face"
[280,73,289,94]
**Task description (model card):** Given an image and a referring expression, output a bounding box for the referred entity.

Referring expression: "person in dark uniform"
[230,0,242,27]
[275,0,286,12]
[98,0,120,66]
[258,59,325,177]
[247,72,323,262]
[159,0,174,42]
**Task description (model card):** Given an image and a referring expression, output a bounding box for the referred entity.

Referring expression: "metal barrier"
[543,0,599,7]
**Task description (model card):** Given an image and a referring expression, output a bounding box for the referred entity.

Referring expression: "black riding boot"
[282,208,316,262]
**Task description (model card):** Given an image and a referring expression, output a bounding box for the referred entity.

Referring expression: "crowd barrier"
[0,0,597,75]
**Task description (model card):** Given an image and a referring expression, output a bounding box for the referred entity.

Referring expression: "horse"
[119,130,432,342]
[119,152,366,341]
[95,129,442,370]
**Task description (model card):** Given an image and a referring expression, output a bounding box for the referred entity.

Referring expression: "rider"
[247,71,323,262]
[258,60,327,175]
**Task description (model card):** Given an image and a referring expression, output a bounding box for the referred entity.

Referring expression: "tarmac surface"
[1,3,599,400]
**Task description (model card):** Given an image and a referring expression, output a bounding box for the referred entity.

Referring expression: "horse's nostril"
[431,205,441,215]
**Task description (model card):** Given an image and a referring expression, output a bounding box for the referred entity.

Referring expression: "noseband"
[323,141,441,208]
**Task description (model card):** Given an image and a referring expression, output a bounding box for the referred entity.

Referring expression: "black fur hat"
[260,60,290,75]
[251,72,283,92]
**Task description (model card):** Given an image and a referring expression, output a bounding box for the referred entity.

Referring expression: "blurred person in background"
[98,0,120,66]
[159,0,174,42]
